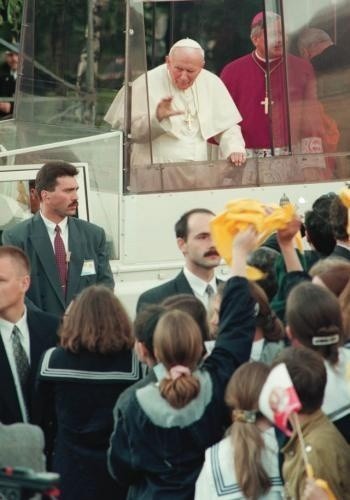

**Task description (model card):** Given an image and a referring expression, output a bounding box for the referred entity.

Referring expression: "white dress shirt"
[183,267,217,310]
[0,309,31,422]
[40,212,69,254]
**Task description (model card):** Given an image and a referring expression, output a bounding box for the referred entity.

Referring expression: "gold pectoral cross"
[261,95,273,114]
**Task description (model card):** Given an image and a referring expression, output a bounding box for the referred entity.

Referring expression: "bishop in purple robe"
[220,12,326,182]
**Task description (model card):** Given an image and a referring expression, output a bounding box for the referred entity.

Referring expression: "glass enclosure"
[118,0,350,193]
[0,131,122,260]
[0,0,349,197]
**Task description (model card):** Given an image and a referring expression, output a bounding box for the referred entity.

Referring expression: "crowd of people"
[0,158,349,499]
[0,8,350,500]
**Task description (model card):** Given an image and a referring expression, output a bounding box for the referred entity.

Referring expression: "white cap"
[169,38,205,58]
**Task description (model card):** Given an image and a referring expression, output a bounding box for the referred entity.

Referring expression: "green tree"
[0,0,23,36]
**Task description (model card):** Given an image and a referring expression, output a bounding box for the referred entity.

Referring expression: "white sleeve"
[194,450,214,500]
[215,124,246,159]
[130,112,170,143]
[104,80,170,143]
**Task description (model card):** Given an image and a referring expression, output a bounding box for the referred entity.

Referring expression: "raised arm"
[204,227,258,379]
[277,217,303,272]
[271,218,311,320]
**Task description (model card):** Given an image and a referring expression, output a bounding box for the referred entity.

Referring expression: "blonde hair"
[225,362,270,499]
[154,309,203,408]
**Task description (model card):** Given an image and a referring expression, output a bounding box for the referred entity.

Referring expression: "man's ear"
[177,237,187,255]
[22,275,30,294]
[135,340,149,364]
[41,189,49,202]
[251,35,258,48]
[299,47,309,60]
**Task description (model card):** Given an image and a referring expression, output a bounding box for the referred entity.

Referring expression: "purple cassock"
[220,52,325,153]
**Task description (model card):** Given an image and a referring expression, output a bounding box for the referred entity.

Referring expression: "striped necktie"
[205,284,215,310]
[11,325,30,390]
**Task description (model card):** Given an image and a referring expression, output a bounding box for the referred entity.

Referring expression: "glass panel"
[0,166,89,231]
[119,0,265,193]
[284,0,350,181]
[15,0,126,137]
[10,0,349,195]
[0,130,122,259]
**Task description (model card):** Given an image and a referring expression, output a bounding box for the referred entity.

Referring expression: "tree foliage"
[0,0,23,35]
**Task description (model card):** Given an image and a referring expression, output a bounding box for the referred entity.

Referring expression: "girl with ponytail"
[108,227,259,499]
[286,281,350,442]
[195,362,283,500]
[154,309,203,409]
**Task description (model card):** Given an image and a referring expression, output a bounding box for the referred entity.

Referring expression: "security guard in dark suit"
[0,49,18,118]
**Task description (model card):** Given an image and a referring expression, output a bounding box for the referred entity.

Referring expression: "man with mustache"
[2,161,114,316]
[137,208,221,313]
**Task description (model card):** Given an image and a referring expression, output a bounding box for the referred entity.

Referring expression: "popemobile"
[0,0,349,314]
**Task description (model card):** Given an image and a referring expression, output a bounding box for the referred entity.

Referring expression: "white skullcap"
[169,38,205,58]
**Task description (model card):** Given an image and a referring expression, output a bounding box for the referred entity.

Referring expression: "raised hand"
[233,225,259,256]
[232,226,259,277]
[156,97,184,122]
[277,217,301,247]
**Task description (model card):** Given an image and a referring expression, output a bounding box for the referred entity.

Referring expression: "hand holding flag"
[259,363,336,500]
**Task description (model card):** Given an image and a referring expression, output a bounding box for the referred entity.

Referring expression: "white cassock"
[104,64,245,191]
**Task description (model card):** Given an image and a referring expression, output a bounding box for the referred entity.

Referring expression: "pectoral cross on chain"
[261,71,274,114]
[261,95,273,114]
[184,111,193,130]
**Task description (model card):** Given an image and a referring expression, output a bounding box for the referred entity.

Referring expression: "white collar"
[183,266,217,297]
[336,241,350,251]
[0,307,28,341]
[40,212,68,233]
[254,50,281,63]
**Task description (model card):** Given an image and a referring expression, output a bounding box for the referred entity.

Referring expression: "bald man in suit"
[137,208,222,312]
[0,246,59,425]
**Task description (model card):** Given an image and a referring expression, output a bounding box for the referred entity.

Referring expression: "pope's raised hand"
[156,97,184,122]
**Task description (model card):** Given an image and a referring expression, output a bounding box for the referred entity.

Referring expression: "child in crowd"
[274,217,350,441]
[286,281,350,442]
[209,281,286,364]
[195,362,284,499]
[274,347,350,499]
[107,228,257,499]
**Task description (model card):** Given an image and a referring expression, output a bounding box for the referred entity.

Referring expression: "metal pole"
[86,0,96,123]
[123,0,132,192]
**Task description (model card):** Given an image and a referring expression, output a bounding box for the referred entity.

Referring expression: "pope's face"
[252,20,283,59]
[166,48,204,90]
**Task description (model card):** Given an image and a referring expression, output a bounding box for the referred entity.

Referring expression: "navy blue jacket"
[108,276,255,500]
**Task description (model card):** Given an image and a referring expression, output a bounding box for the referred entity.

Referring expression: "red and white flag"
[259,363,302,436]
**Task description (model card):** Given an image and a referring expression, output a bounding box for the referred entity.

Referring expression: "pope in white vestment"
[104,39,246,191]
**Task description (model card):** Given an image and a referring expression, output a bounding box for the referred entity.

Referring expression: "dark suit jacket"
[0,63,16,117]
[136,270,222,313]
[0,308,59,425]
[2,213,115,316]
[330,245,350,261]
